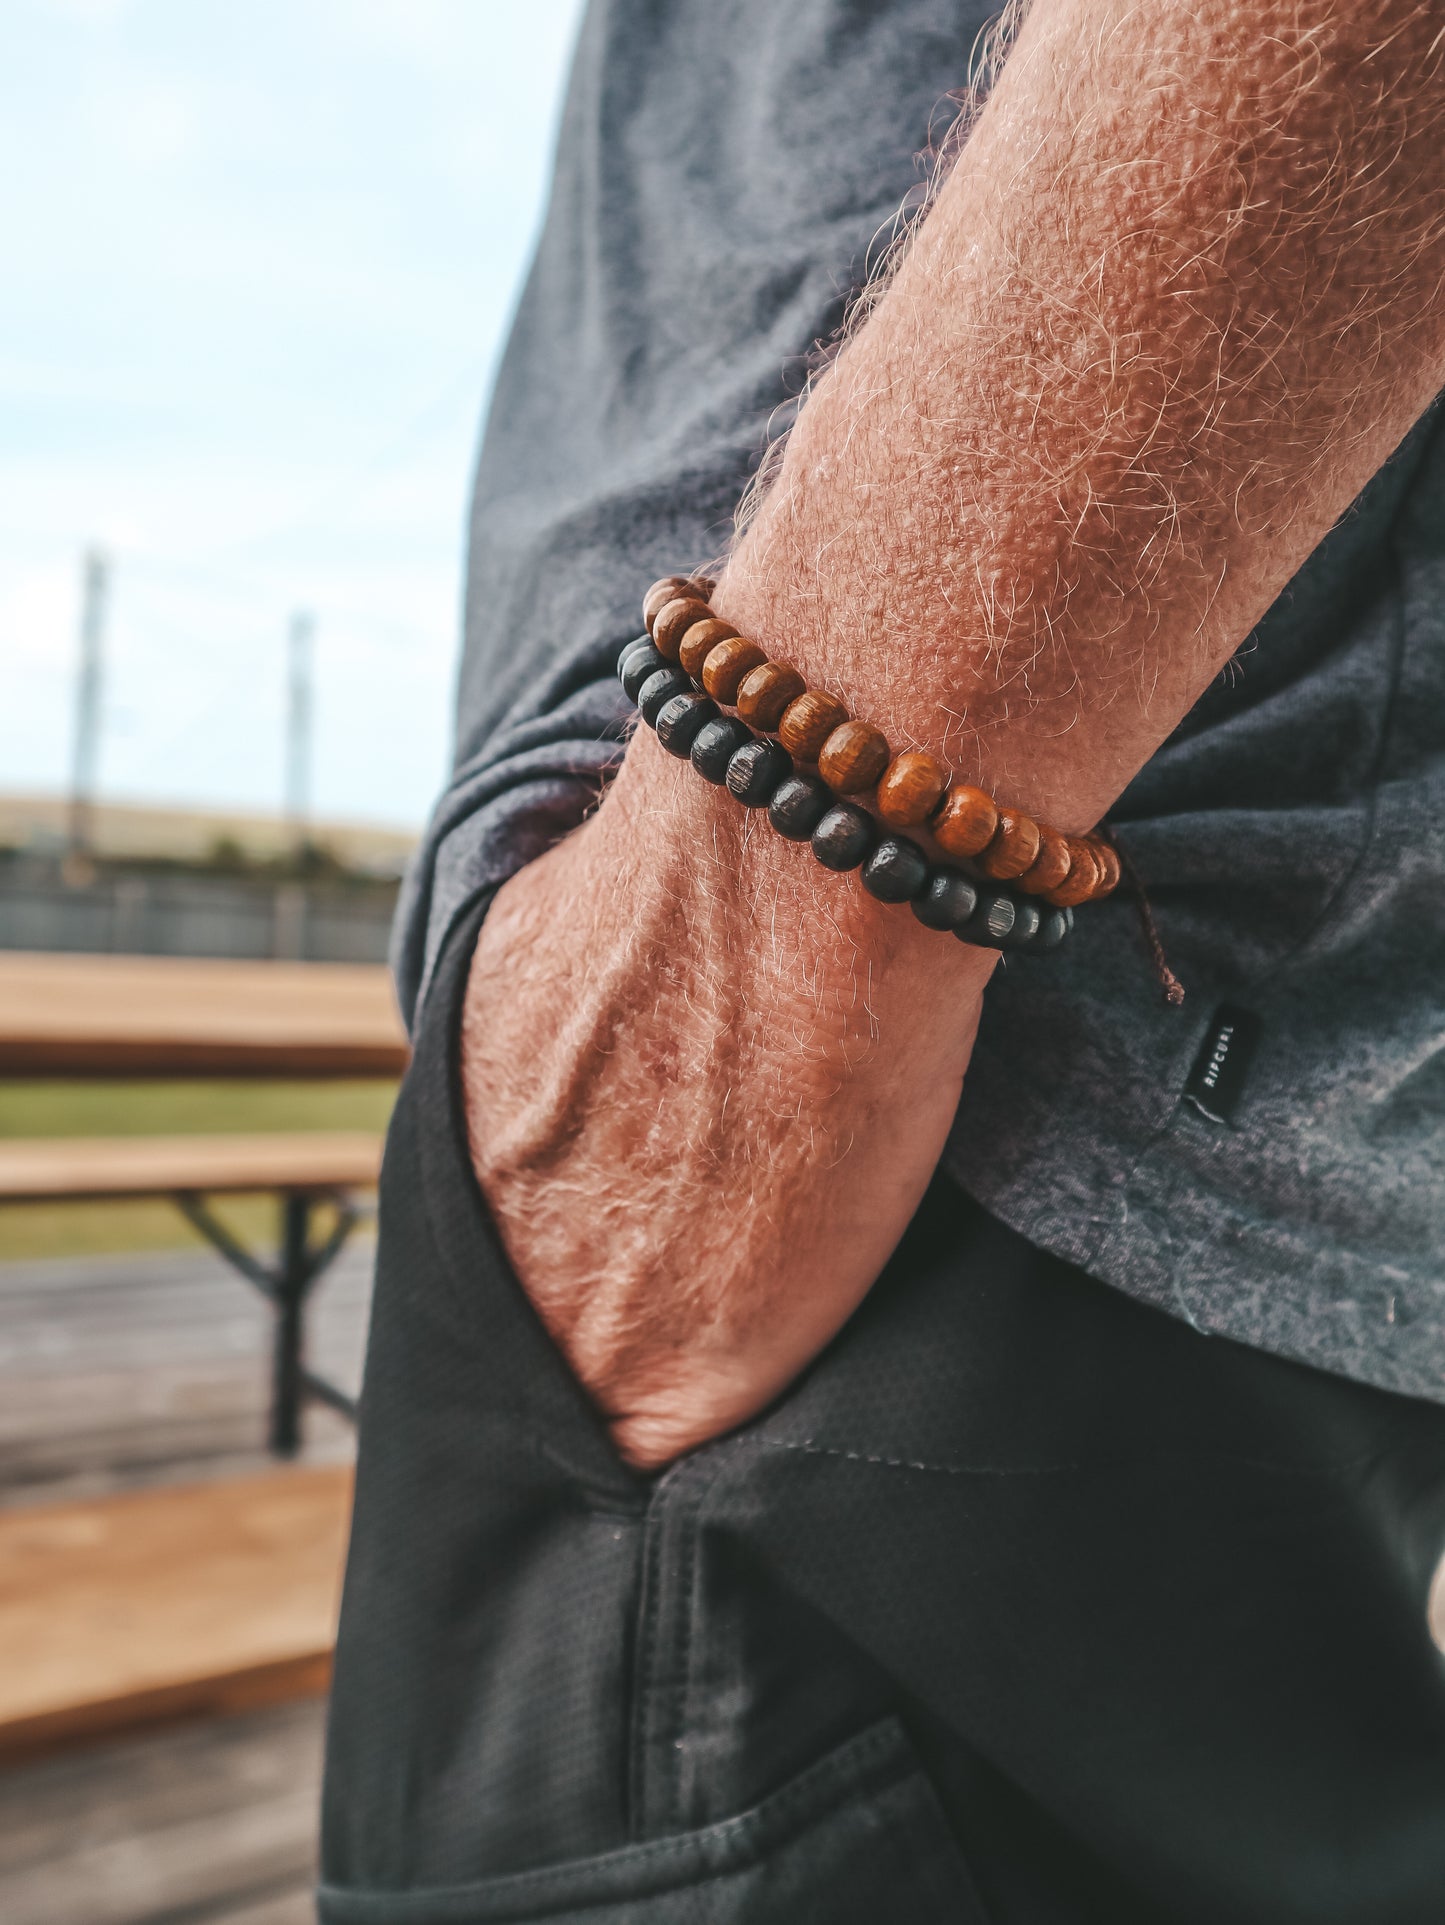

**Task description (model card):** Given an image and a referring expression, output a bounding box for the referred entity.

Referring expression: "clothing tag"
[1184,1004,1262,1126]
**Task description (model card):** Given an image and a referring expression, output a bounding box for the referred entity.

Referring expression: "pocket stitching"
[319,1715,922,1915]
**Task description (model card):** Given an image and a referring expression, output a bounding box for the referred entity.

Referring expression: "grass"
[0,1079,398,1263]
[0,1080,399,1141]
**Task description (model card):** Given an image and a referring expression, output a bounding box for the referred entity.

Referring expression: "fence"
[0,855,399,964]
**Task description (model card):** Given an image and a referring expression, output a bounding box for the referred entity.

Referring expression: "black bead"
[911,868,979,932]
[726,738,792,807]
[617,634,655,681]
[619,642,667,705]
[861,835,928,903]
[768,773,832,841]
[690,716,753,784]
[655,691,719,757]
[955,886,1017,949]
[1030,905,1071,952]
[811,802,876,872]
[1001,899,1042,949]
[637,666,691,727]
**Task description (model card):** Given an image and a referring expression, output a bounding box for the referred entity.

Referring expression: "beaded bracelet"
[617,635,1071,955]
[639,576,1119,911]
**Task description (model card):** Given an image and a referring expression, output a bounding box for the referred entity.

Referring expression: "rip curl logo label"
[1184,1004,1262,1126]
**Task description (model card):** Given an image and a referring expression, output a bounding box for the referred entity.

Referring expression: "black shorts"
[319,903,1445,1923]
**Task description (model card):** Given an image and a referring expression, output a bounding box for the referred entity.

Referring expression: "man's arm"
[462,0,1445,1468]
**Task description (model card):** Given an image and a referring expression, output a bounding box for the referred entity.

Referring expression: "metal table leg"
[175,1187,361,1456]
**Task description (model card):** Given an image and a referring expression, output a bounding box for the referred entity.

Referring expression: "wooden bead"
[817,720,890,794]
[701,636,769,703]
[649,597,707,660]
[778,690,849,762]
[617,635,654,680]
[1018,824,1072,896]
[1073,840,1108,903]
[677,617,739,678]
[1088,838,1122,898]
[636,666,691,727]
[725,738,791,807]
[655,691,718,758]
[768,773,832,841]
[620,643,667,704]
[643,577,710,632]
[1032,905,1071,950]
[876,751,948,828]
[1001,900,1042,948]
[861,835,928,903]
[811,802,875,871]
[1047,840,1101,907]
[932,785,999,859]
[957,887,1016,949]
[643,577,692,630]
[690,715,752,784]
[736,661,805,731]
[911,869,979,932]
[651,597,713,662]
[977,807,1041,880]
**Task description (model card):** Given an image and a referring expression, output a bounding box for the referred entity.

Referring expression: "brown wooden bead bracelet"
[642,577,1120,912]
[617,633,1073,955]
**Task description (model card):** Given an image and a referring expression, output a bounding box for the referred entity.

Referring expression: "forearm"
[465,0,1445,1466]
[718,0,1445,817]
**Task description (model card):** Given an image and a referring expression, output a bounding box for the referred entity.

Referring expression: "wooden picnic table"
[0,956,396,1757]
[0,949,405,1453]
[0,951,409,1078]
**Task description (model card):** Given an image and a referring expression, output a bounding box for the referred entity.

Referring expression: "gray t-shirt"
[396,0,1445,1403]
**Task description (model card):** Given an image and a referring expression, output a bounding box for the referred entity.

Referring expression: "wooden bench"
[0,1464,352,1758]
[0,952,405,1454]
[0,1133,384,1454]
[0,958,393,1757]
[0,951,409,1079]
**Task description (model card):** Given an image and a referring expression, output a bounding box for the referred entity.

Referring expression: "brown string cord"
[1096,822,1185,1006]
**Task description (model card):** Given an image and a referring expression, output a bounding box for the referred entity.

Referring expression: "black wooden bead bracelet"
[617,637,1071,956]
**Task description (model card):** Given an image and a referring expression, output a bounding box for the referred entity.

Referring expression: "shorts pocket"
[317,1716,988,1923]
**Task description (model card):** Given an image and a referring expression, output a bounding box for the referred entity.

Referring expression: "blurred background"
[0,2,583,1917]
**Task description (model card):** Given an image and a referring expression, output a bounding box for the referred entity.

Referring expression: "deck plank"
[0,1465,352,1757]
[0,1700,325,1925]
[0,1242,371,1503]
[0,1248,364,1920]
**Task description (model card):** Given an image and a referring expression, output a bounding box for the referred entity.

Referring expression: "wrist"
[597,725,998,1036]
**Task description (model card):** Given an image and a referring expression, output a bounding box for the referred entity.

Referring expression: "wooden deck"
[0,945,395,1917]
[0,1699,325,1925]
[0,1241,371,1502]
[0,1236,372,1918]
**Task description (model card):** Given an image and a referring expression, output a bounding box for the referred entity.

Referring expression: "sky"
[0,0,585,831]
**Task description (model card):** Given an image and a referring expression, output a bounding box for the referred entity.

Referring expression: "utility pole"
[275,610,316,962]
[68,547,109,864]
[285,610,315,849]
